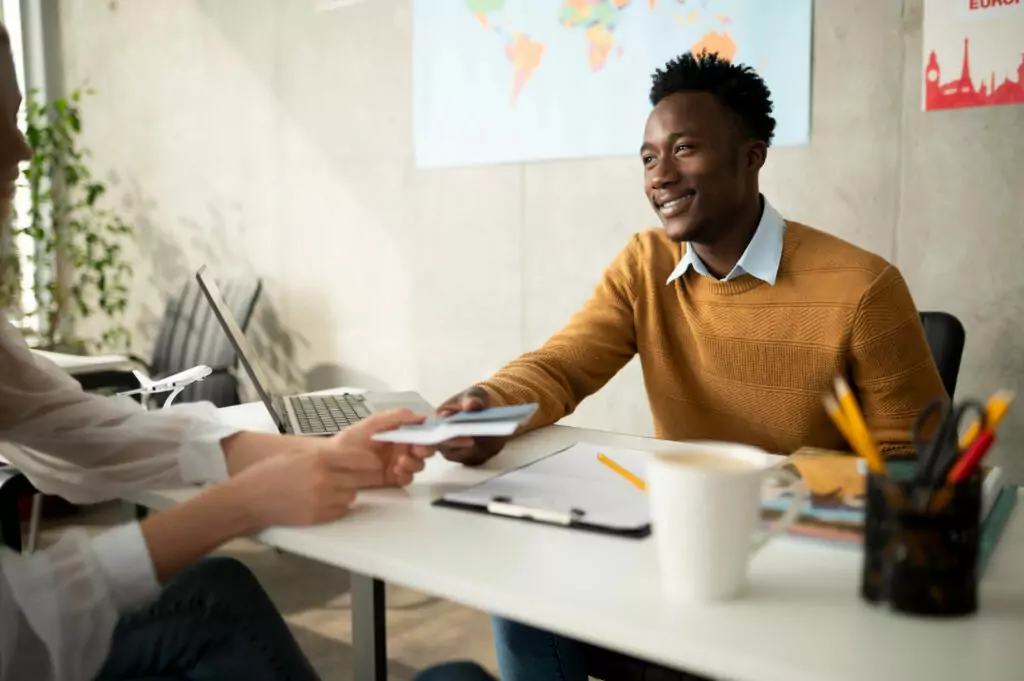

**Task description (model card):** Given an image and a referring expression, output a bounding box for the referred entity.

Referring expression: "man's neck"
[691,195,763,279]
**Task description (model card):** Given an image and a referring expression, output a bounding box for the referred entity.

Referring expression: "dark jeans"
[414,661,498,681]
[492,616,587,681]
[492,616,708,681]
[95,556,319,681]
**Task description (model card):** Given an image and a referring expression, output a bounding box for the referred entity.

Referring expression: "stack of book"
[761,447,1017,573]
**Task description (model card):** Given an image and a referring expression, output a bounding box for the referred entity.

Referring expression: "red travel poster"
[923,0,1024,110]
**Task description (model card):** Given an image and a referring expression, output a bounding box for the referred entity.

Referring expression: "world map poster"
[923,0,1024,111]
[412,0,813,168]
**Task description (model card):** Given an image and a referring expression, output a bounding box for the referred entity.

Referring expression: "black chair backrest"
[150,276,262,408]
[919,311,965,399]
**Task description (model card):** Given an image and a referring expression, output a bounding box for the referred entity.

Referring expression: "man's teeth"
[660,195,691,210]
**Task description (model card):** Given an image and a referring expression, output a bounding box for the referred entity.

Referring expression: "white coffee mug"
[647,442,808,602]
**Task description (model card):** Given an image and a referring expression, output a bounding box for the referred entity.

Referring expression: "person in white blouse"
[0,23,437,681]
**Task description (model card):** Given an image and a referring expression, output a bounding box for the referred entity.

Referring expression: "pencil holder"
[860,472,981,617]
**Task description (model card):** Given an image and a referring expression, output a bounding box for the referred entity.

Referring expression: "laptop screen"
[195,266,287,431]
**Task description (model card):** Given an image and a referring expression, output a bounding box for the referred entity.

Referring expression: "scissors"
[912,397,987,485]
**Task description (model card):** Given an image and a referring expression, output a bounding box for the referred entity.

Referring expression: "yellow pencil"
[824,393,879,470]
[822,394,856,446]
[959,389,1015,449]
[833,376,886,475]
[597,453,647,492]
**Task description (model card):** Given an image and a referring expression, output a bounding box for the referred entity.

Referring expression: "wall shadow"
[306,362,394,393]
[119,176,311,392]
[249,301,309,394]
[116,174,185,351]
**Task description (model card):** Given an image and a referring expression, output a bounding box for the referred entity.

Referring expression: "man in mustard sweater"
[437,53,946,681]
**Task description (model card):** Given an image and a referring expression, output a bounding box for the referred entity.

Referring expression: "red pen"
[947,429,995,484]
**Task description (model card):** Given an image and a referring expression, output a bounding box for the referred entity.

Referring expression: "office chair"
[142,276,263,407]
[76,276,262,407]
[919,311,966,399]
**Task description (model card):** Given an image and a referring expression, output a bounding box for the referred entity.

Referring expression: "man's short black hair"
[649,52,776,146]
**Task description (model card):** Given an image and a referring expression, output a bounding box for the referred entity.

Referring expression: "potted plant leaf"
[12,87,134,353]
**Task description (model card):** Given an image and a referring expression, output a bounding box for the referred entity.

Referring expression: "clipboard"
[433,442,652,538]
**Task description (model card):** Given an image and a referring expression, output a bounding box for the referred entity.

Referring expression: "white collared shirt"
[665,197,787,286]
[0,313,240,681]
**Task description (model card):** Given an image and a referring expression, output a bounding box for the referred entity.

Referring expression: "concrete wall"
[56,0,1024,480]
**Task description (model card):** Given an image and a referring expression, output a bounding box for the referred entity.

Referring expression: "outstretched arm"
[436,237,642,465]
[0,314,328,501]
[479,236,642,429]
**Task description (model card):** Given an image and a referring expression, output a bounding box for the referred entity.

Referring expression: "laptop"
[196,266,434,436]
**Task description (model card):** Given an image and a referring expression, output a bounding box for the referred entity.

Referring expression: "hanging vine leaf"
[13,87,135,353]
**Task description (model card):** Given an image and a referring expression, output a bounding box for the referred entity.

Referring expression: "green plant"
[0,212,20,317]
[15,87,133,352]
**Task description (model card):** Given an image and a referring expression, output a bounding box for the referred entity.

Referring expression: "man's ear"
[744,139,767,172]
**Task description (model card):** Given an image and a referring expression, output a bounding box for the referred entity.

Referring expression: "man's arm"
[848,266,947,456]
[476,236,642,429]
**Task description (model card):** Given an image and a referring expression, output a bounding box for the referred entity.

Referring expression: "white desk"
[127,401,1024,681]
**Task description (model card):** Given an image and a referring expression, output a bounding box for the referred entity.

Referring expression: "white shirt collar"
[665,197,786,286]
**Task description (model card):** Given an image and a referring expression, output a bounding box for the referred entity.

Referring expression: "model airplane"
[118,365,213,408]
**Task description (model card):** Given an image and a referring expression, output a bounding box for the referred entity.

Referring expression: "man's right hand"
[435,386,509,466]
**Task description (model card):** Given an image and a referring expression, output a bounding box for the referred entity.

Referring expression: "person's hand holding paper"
[427,387,506,466]
[371,390,536,465]
[321,409,437,487]
[438,387,512,465]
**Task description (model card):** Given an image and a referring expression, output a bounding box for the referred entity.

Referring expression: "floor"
[38,501,501,681]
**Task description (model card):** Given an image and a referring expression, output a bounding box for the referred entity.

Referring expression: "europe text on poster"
[413,0,813,168]
[923,0,1024,111]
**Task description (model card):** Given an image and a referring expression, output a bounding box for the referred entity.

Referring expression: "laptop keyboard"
[289,393,371,435]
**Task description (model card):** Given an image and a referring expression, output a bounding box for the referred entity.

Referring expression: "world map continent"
[465,0,736,110]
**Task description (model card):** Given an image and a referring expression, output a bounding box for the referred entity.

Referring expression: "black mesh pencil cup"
[860,472,981,617]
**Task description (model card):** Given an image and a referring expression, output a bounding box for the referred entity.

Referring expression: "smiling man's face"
[640,91,754,244]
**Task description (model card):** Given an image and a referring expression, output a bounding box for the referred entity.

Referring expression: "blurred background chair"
[919,311,966,399]
[121,274,263,408]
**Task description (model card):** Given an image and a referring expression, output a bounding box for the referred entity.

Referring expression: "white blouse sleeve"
[0,314,241,503]
[1,523,160,681]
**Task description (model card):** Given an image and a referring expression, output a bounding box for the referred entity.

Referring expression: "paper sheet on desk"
[441,443,652,532]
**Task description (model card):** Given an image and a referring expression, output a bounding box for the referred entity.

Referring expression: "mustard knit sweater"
[479,223,946,456]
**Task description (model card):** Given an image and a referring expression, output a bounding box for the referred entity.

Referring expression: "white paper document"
[372,404,538,445]
[439,442,652,533]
